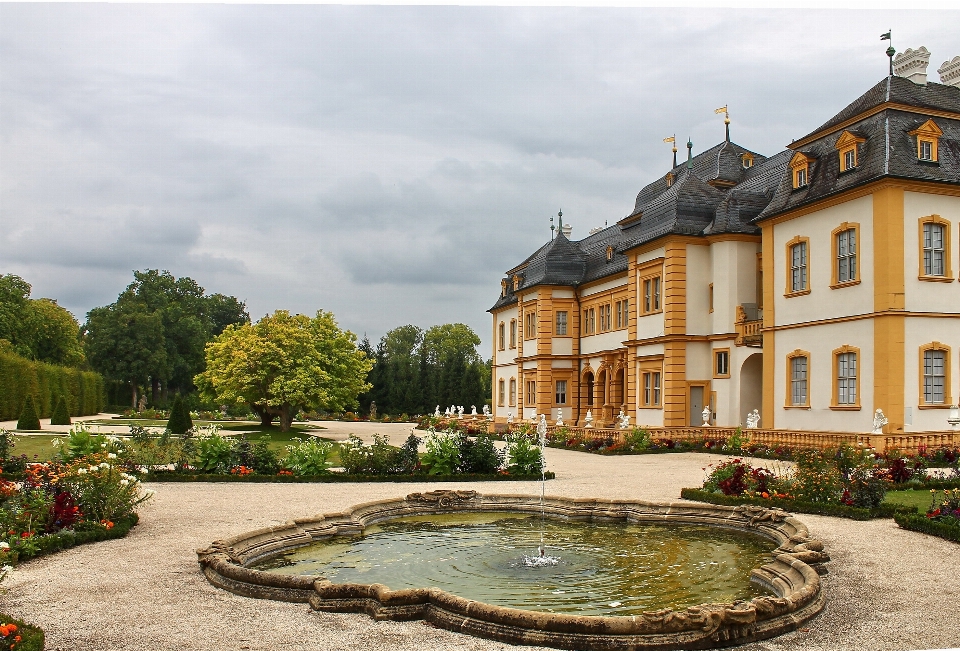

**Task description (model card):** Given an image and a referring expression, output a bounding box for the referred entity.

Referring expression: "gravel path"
[2,423,958,651]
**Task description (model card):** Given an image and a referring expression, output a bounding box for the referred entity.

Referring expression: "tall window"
[794,167,807,188]
[509,320,517,348]
[790,241,808,293]
[923,222,945,276]
[555,311,567,335]
[525,312,536,338]
[582,308,595,334]
[837,352,857,405]
[526,381,536,405]
[555,380,567,405]
[790,355,808,406]
[498,380,505,406]
[642,371,661,407]
[843,148,856,171]
[615,299,628,329]
[599,304,611,331]
[642,277,661,314]
[498,322,505,350]
[509,378,516,406]
[923,349,946,404]
[836,229,856,283]
[714,350,730,377]
[920,139,933,161]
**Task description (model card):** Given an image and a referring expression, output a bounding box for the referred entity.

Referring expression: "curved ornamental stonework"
[197,491,829,650]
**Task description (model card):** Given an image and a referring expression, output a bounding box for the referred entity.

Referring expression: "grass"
[884,489,935,513]
[7,434,64,462]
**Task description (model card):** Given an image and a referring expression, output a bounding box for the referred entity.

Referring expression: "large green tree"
[195,310,372,431]
[0,274,85,366]
[83,270,250,405]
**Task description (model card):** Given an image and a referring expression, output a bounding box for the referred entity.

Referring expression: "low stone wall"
[197,491,829,651]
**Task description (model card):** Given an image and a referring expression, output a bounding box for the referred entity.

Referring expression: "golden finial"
[715,105,731,141]
[663,134,678,167]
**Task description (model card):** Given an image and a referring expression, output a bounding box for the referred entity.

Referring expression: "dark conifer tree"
[17,395,41,430]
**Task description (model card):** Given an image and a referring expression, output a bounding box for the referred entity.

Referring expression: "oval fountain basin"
[253,512,776,616]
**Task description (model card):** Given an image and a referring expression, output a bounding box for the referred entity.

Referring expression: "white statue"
[618,410,630,430]
[471,405,477,416]
[702,405,712,427]
[872,409,888,434]
[584,410,594,428]
[457,406,464,419]
[555,408,564,427]
[482,404,490,417]
[745,409,760,429]
[507,411,514,424]
[434,405,441,417]
[537,414,548,443]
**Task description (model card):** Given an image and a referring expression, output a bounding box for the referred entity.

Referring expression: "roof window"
[789,152,813,190]
[909,119,942,163]
[835,131,865,173]
[742,153,754,169]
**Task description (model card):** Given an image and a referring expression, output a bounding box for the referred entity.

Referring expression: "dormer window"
[501,279,507,297]
[665,172,674,187]
[742,153,754,169]
[606,245,614,262]
[512,275,521,291]
[835,131,865,173]
[789,152,813,190]
[909,119,942,163]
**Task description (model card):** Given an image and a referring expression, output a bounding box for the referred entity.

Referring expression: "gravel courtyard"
[3,422,958,651]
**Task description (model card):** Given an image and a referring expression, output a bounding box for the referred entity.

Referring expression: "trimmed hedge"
[142,471,556,483]
[16,395,41,431]
[50,395,71,426]
[891,478,960,491]
[0,613,44,651]
[895,512,960,543]
[679,488,911,520]
[166,395,192,435]
[0,352,104,421]
[7,514,139,564]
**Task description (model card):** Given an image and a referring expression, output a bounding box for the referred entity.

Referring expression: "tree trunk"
[151,377,160,406]
[131,383,138,409]
[279,404,295,432]
[252,404,275,427]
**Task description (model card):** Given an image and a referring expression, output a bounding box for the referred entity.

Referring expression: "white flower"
[99,462,110,470]
[108,453,117,459]
[0,542,9,549]
[88,466,97,471]
[77,468,87,475]
[51,438,63,447]
[101,442,107,448]
[119,479,129,487]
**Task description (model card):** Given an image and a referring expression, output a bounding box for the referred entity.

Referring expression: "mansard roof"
[756,80,960,222]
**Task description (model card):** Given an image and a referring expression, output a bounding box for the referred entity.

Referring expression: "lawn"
[7,435,65,463]
[883,489,933,514]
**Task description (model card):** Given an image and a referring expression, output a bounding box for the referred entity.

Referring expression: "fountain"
[198,491,829,650]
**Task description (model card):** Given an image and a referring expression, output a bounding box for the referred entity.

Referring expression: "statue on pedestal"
[434,405,441,418]
[507,412,514,424]
[618,410,630,430]
[872,409,888,434]
[471,405,477,416]
[745,409,760,429]
[701,405,711,427]
[555,408,564,427]
[482,404,490,417]
[584,410,594,428]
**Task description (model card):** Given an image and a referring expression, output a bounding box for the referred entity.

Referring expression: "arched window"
[785,350,811,407]
[508,378,516,406]
[498,322,505,350]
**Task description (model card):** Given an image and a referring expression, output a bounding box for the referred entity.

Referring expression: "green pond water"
[252,512,777,616]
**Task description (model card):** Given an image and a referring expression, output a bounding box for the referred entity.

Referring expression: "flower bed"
[680,488,905,520]
[894,488,960,543]
[0,614,43,651]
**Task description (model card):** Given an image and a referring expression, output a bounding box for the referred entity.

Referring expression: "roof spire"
[686,138,693,169]
[881,30,895,76]
[557,209,563,237]
[550,214,555,240]
[715,105,730,142]
[663,135,677,168]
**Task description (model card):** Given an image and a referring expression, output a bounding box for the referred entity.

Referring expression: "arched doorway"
[739,353,763,427]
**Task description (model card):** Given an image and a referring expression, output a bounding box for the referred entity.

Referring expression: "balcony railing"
[735,303,763,347]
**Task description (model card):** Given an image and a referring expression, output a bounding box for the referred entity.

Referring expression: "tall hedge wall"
[0,352,105,421]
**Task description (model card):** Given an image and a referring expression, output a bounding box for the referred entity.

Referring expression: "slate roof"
[491,74,960,312]
[757,80,960,222]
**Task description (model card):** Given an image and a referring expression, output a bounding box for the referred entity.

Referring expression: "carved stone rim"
[197,491,829,650]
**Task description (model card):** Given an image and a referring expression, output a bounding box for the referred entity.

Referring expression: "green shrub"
[459,433,503,474]
[16,395,41,431]
[249,437,281,475]
[623,427,651,452]
[59,454,153,522]
[421,430,461,475]
[506,433,543,475]
[0,350,104,420]
[284,438,334,476]
[50,395,72,425]
[680,488,906,520]
[791,449,844,503]
[166,395,193,435]
[193,426,235,473]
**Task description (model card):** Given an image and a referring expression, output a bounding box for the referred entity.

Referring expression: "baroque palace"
[490,47,960,436]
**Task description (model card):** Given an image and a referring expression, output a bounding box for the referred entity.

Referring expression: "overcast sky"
[1,5,958,354]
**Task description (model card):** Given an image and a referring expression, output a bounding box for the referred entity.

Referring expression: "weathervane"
[882,30,894,76]
[663,135,677,168]
[715,105,731,142]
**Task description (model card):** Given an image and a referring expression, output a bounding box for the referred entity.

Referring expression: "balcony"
[735,303,763,347]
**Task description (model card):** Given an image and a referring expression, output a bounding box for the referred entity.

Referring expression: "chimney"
[939,56,960,88]
[561,223,572,239]
[894,47,931,85]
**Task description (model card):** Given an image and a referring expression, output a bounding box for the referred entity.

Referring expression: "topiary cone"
[51,396,72,426]
[166,395,193,435]
[17,395,42,430]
